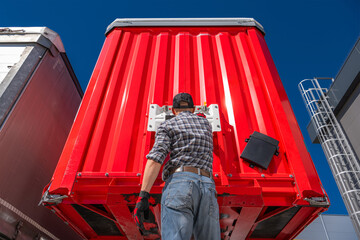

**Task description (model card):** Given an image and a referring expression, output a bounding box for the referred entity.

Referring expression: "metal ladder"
[299,78,360,237]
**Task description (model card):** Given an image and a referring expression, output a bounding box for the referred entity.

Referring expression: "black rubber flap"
[240,131,279,169]
[250,207,300,238]
[72,204,122,236]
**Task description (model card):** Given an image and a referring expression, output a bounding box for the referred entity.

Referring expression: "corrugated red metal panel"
[45,18,328,239]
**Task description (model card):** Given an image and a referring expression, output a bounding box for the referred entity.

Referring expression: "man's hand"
[134,191,150,230]
[135,159,161,231]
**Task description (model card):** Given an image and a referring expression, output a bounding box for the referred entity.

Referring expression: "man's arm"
[141,159,162,193]
[143,123,171,192]
[133,124,169,230]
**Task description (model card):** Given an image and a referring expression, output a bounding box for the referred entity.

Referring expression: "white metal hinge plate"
[147,104,221,132]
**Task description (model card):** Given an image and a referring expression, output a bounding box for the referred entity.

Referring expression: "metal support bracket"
[147,104,221,132]
[12,221,23,240]
[304,197,330,207]
[39,185,67,206]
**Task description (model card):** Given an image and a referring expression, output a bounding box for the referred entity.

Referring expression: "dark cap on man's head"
[173,93,194,109]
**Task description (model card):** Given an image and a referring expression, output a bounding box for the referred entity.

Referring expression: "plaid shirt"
[146,111,213,181]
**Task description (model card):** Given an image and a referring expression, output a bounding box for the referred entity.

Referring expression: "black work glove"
[134,191,150,230]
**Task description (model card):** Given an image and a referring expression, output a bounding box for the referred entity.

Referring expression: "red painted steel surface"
[45,21,328,239]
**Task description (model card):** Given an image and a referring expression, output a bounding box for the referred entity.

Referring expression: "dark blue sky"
[3,0,359,214]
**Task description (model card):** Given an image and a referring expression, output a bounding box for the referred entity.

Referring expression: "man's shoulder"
[177,112,211,127]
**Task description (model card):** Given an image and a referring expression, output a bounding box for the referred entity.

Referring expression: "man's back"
[147,111,213,181]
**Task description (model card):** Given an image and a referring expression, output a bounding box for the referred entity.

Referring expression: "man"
[134,92,220,240]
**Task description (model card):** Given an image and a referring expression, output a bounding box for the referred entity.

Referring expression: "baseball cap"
[173,93,194,109]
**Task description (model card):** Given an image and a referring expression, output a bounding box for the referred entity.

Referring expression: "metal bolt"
[261,174,265,178]
[151,106,154,108]
[220,213,230,219]
[149,125,152,128]
[137,173,141,177]
[217,125,220,128]
[215,174,219,177]
[77,173,82,177]
[227,174,232,177]
[215,106,218,108]
[289,174,294,178]
[105,173,109,177]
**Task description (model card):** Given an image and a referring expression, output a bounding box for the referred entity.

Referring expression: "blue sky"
[3,0,359,214]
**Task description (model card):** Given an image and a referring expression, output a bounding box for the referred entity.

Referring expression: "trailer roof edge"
[106,18,265,35]
[0,27,65,53]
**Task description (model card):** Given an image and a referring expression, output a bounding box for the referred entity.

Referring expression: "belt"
[171,166,211,178]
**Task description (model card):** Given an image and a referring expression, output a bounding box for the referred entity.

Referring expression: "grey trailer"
[0,27,82,240]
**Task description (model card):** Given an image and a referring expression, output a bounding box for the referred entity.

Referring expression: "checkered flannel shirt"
[146,111,213,181]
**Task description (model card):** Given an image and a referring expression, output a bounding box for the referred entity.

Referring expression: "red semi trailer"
[42,18,329,239]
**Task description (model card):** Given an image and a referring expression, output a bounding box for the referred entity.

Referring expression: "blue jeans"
[161,172,221,240]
